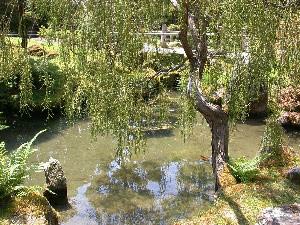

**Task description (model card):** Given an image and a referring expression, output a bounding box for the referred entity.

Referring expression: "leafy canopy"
[0,0,299,155]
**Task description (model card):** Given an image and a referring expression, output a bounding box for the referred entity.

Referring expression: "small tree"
[0,0,300,190]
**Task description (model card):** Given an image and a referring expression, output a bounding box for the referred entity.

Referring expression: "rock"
[256,203,300,225]
[278,112,300,129]
[46,51,59,59]
[3,192,59,225]
[278,86,300,112]
[286,166,300,185]
[28,45,45,57]
[43,157,68,206]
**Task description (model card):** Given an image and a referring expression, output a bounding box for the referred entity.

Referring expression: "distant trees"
[0,0,19,32]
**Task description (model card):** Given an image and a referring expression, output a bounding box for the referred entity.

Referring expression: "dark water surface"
[1,117,299,225]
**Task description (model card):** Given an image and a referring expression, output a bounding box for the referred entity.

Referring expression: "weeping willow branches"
[0,0,299,157]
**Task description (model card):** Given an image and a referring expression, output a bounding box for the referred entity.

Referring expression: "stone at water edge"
[286,166,300,185]
[256,203,300,225]
[278,112,300,129]
[43,157,68,206]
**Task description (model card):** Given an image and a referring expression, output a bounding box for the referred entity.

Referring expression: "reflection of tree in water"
[86,159,214,225]
[177,162,214,196]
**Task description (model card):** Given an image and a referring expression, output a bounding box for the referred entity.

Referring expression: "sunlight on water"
[1,117,299,224]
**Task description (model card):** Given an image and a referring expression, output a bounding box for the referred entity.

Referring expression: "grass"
[176,153,300,225]
[8,37,59,53]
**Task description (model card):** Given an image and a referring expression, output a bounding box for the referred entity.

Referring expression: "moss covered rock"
[0,192,58,225]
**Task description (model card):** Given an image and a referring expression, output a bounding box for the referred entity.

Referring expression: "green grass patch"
[176,159,300,225]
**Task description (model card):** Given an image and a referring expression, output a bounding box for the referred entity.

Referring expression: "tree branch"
[178,0,198,70]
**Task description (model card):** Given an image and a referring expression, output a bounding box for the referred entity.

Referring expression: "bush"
[168,24,180,31]
[228,157,261,183]
[143,53,185,72]
[0,130,45,200]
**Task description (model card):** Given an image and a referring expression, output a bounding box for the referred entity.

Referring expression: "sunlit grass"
[176,153,300,225]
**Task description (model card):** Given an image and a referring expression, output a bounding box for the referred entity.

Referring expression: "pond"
[1,117,299,225]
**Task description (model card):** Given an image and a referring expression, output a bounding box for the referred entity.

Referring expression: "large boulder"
[43,157,68,206]
[278,112,300,128]
[278,86,300,129]
[256,203,300,225]
[286,166,300,185]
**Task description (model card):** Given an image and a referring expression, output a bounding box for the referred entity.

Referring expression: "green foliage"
[168,24,180,31]
[0,0,19,32]
[228,156,261,183]
[259,117,289,166]
[260,117,284,156]
[143,52,185,71]
[0,130,45,199]
[0,53,64,112]
[30,57,64,109]
[177,67,197,140]
[0,112,8,131]
[0,0,300,156]
[0,125,8,130]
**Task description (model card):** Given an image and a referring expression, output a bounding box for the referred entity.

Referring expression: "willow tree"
[1,0,300,190]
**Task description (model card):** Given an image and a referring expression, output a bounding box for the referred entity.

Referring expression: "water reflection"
[3,117,297,224]
[63,159,214,225]
[63,183,98,225]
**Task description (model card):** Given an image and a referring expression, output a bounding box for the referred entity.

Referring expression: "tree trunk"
[18,0,28,48]
[176,0,230,191]
[210,118,229,191]
[193,85,230,190]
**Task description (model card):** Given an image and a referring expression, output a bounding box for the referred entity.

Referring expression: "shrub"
[228,157,261,183]
[0,130,45,200]
[143,53,185,72]
[168,24,180,31]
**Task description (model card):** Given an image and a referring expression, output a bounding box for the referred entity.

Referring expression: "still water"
[1,117,299,224]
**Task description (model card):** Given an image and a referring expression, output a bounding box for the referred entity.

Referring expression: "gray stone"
[256,204,300,225]
[43,157,68,206]
[278,112,300,128]
[287,166,300,185]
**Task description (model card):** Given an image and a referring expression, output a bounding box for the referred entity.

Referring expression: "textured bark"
[211,119,229,190]
[18,0,28,48]
[194,85,229,190]
[178,0,230,191]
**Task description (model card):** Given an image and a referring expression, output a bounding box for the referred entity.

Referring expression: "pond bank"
[177,151,300,225]
[0,192,58,225]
